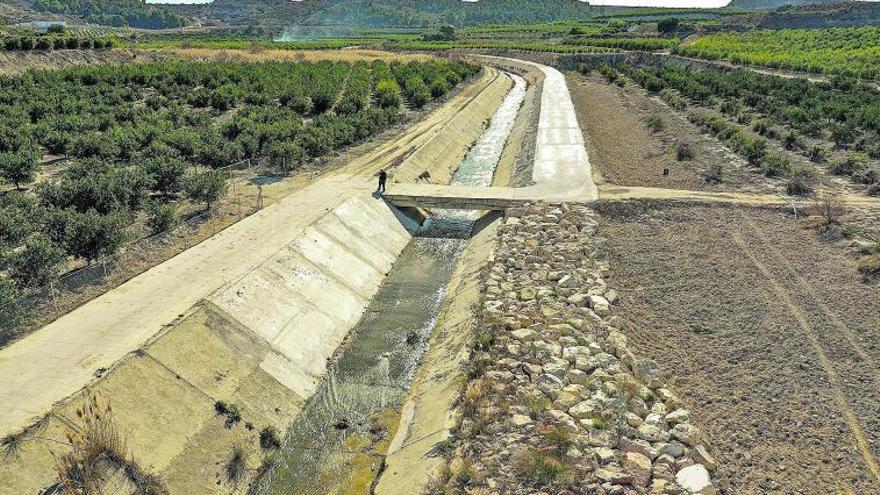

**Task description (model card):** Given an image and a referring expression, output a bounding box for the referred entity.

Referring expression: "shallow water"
[258,73,526,494]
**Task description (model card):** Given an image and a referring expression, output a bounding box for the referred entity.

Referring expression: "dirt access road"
[0,66,508,439]
[599,201,880,494]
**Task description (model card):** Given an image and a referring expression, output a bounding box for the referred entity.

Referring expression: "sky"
[146,0,732,6]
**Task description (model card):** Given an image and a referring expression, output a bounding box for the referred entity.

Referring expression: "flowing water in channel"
[258,73,526,494]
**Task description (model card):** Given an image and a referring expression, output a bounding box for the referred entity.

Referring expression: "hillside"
[726,0,838,9]
[169,0,596,29]
[759,1,880,27]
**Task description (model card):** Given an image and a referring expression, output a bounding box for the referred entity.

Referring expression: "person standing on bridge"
[377,169,387,194]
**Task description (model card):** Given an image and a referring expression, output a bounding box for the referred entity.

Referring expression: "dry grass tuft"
[512,448,574,487]
[52,391,166,495]
[2,415,49,458]
[461,379,490,419]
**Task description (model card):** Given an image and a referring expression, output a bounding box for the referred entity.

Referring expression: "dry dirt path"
[0,67,507,439]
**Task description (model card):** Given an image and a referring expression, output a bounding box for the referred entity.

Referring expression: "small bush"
[782,130,800,150]
[146,202,180,234]
[786,168,815,196]
[451,457,477,488]
[760,153,790,178]
[752,119,776,138]
[259,426,281,450]
[215,401,242,428]
[223,445,247,485]
[660,88,686,110]
[704,163,724,184]
[461,379,489,419]
[830,154,867,176]
[869,183,880,196]
[857,257,880,283]
[54,392,166,495]
[675,141,694,161]
[575,62,591,76]
[853,168,879,185]
[643,115,664,134]
[525,396,550,419]
[809,144,829,163]
[811,194,845,226]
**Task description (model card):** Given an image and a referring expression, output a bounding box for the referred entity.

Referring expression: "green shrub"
[643,115,664,134]
[660,88,685,110]
[830,154,867,176]
[540,425,574,455]
[752,119,774,138]
[146,202,180,234]
[782,130,800,150]
[34,37,52,51]
[6,234,65,288]
[809,144,829,163]
[184,171,228,210]
[786,167,815,196]
[760,153,791,177]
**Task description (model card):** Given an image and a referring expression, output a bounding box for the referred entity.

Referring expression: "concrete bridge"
[385,56,599,211]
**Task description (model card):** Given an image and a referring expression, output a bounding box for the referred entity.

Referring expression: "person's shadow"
[371,191,383,199]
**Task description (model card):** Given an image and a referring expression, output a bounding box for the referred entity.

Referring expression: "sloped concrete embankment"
[429,203,719,495]
[0,196,414,494]
[392,67,513,185]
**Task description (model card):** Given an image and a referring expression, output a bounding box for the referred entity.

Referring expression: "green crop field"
[675,26,880,79]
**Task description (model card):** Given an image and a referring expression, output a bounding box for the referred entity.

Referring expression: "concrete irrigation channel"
[253,74,528,494]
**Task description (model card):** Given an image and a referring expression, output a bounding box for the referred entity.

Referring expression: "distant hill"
[758,1,880,27]
[726,0,849,10]
[170,0,597,30]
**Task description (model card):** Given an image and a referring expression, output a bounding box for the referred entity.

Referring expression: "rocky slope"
[429,202,718,494]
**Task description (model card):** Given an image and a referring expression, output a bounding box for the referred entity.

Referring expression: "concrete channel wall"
[0,195,413,494]
[0,69,512,494]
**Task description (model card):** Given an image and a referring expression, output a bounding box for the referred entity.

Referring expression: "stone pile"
[440,203,717,495]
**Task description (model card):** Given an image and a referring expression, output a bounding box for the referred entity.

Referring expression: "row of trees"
[610,62,879,193]
[2,35,114,51]
[562,36,679,51]
[618,63,880,154]
[674,26,880,79]
[32,0,186,29]
[0,58,479,341]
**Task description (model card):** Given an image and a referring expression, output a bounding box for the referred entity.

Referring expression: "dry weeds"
[52,391,166,495]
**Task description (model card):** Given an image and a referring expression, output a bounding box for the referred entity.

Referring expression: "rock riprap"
[430,203,717,495]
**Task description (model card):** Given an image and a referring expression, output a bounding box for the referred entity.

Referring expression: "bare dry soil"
[598,201,880,494]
